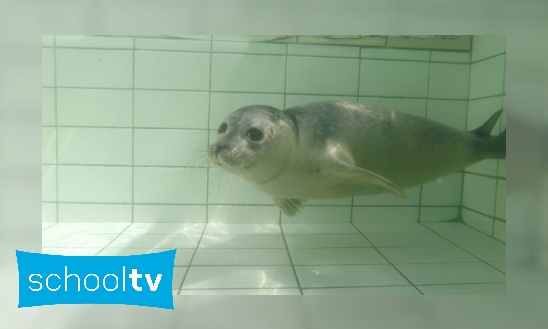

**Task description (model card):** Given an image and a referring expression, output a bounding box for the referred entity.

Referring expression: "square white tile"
[56,36,133,49]
[396,262,506,285]
[109,234,201,249]
[203,223,281,235]
[182,266,298,289]
[421,173,463,206]
[359,60,429,97]
[418,283,505,295]
[286,56,359,95]
[426,100,468,130]
[134,129,208,166]
[462,174,497,216]
[42,48,55,87]
[428,63,469,99]
[419,207,460,222]
[281,206,352,224]
[199,235,286,249]
[364,232,452,247]
[423,222,504,246]
[378,246,480,264]
[134,167,207,204]
[58,166,132,203]
[135,38,210,52]
[207,205,280,224]
[58,203,131,222]
[99,248,195,266]
[354,223,431,234]
[58,128,132,165]
[134,205,206,223]
[303,286,421,295]
[42,234,116,248]
[56,49,133,88]
[123,223,205,235]
[460,245,506,262]
[352,207,419,223]
[290,248,387,265]
[135,51,210,90]
[282,223,359,235]
[285,234,371,248]
[42,127,56,164]
[42,165,57,201]
[44,222,129,235]
[469,54,505,99]
[211,54,285,92]
[57,89,133,127]
[295,265,409,288]
[191,249,290,265]
[134,90,209,129]
[42,88,56,125]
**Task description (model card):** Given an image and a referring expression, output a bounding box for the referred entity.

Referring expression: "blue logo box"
[16,249,176,309]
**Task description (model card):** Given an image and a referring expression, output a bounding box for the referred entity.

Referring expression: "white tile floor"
[42,221,506,295]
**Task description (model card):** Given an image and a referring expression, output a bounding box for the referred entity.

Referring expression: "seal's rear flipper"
[273,197,307,216]
[471,109,506,160]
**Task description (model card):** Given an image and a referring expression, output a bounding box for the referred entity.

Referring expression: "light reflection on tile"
[43,222,129,235]
[179,289,300,295]
[109,234,201,249]
[203,223,281,235]
[199,235,286,249]
[182,266,298,289]
[123,223,205,235]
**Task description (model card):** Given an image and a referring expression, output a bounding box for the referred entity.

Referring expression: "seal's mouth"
[206,146,254,171]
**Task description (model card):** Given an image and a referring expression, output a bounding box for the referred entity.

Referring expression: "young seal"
[207,101,506,216]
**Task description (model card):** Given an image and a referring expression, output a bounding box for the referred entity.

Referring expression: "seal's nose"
[215,143,229,157]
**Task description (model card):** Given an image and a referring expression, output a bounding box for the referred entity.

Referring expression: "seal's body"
[207,101,505,216]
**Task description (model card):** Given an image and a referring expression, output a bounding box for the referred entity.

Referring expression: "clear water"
[42,35,506,295]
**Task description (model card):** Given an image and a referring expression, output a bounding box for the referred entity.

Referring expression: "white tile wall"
[42,35,503,231]
[462,35,506,240]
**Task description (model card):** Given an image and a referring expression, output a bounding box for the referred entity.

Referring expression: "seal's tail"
[471,109,506,159]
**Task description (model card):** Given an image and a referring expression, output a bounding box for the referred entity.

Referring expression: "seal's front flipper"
[273,197,307,216]
[321,144,407,199]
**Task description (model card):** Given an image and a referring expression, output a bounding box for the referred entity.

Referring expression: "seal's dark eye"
[218,123,227,134]
[247,128,263,142]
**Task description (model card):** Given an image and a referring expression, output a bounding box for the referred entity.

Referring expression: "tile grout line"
[283,43,288,109]
[491,54,506,238]
[461,45,474,222]
[94,224,132,256]
[51,35,473,51]
[418,50,433,224]
[43,85,485,100]
[177,224,208,293]
[45,45,474,63]
[205,35,213,225]
[461,206,506,224]
[419,222,506,275]
[53,35,59,225]
[172,281,504,293]
[42,201,462,208]
[132,37,136,224]
[350,223,424,295]
[279,222,304,295]
[176,37,215,294]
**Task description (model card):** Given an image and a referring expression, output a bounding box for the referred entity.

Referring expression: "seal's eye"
[217,123,227,134]
[246,128,263,142]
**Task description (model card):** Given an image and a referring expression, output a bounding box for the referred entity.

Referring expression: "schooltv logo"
[16,249,176,309]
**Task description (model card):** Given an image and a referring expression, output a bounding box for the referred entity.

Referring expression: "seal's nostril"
[215,144,228,156]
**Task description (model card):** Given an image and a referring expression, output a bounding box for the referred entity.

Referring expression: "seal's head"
[207,105,296,183]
